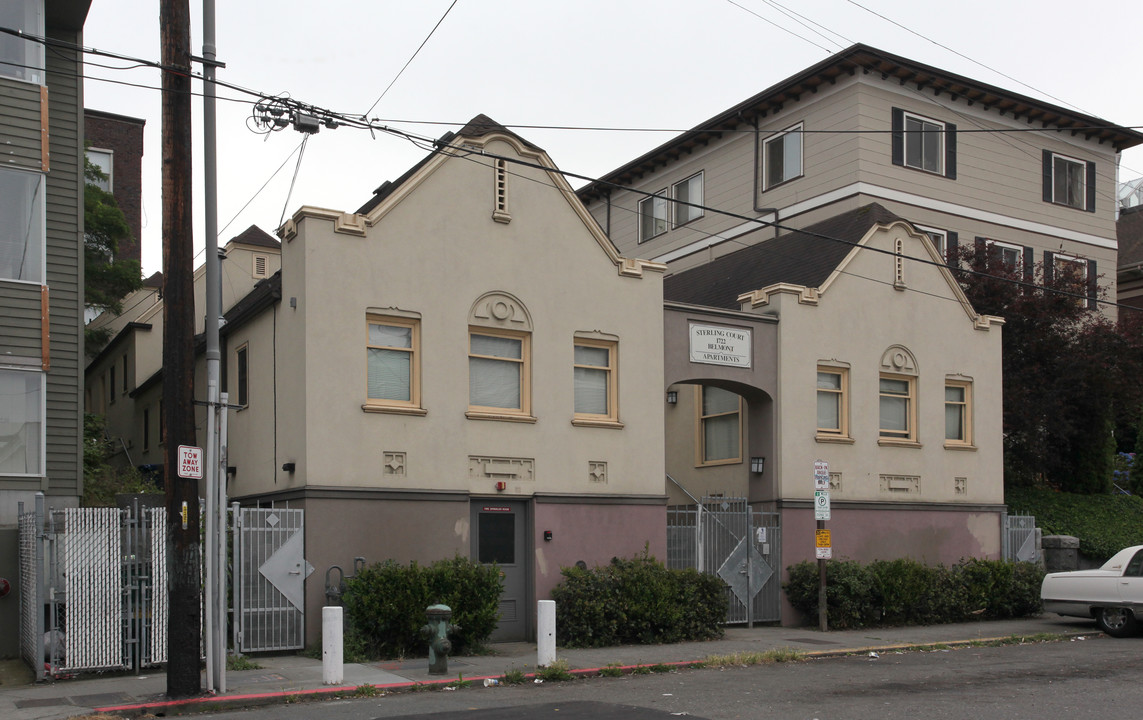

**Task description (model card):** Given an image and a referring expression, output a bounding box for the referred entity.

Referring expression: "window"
[673,173,703,226]
[0,168,44,282]
[879,374,916,442]
[0,366,43,475]
[86,149,113,191]
[697,386,741,465]
[122,354,128,394]
[469,329,530,417]
[573,339,619,425]
[236,344,249,408]
[365,316,421,413]
[984,239,1024,272]
[142,407,150,451]
[816,367,849,440]
[944,380,973,447]
[763,124,803,190]
[0,1,45,84]
[1046,252,1092,308]
[108,364,116,404]
[1044,151,1094,211]
[915,226,946,257]
[639,191,668,242]
[892,108,956,179]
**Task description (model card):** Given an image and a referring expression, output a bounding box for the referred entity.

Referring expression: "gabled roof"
[228,225,280,250]
[578,44,1143,202]
[664,203,903,309]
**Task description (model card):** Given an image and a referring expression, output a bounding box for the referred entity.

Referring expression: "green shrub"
[551,551,724,648]
[1005,486,1143,561]
[341,555,501,659]
[784,557,1044,629]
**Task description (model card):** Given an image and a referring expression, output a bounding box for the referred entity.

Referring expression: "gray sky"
[81,0,1143,276]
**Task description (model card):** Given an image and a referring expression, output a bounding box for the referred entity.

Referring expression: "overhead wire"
[721,0,836,54]
[362,0,459,119]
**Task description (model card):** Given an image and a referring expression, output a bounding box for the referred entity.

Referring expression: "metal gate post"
[746,507,753,629]
[695,502,704,573]
[34,493,46,682]
[231,501,241,654]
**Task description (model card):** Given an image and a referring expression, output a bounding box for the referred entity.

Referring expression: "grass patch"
[600,663,623,678]
[648,663,673,673]
[536,659,574,681]
[501,667,527,684]
[225,654,262,671]
[701,647,806,667]
[631,665,652,675]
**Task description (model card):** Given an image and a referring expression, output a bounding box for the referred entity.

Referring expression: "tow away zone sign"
[178,445,204,479]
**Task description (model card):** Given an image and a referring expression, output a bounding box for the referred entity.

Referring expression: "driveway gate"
[232,505,311,653]
[667,497,781,624]
[1003,513,1039,563]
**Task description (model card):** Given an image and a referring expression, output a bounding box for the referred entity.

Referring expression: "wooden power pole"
[160,0,201,698]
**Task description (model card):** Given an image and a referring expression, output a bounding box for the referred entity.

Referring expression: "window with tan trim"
[468,328,531,419]
[573,338,620,427]
[696,385,742,466]
[944,379,973,447]
[879,374,917,444]
[816,366,850,442]
[364,315,423,415]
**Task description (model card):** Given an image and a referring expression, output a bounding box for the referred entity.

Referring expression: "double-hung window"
[235,344,249,408]
[816,366,849,440]
[892,108,956,179]
[697,386,741,465]
[944,380,973,447]
[365,315,422,414]
[639,191,668,242]
[1043,151,1094,211]
[673,173,703,226]
[573,339,619,426]
[0,168,45,283]
[87,149,113,191]
[469,329,530,418]
[983,239,1024,273]
[879,374,916,443]
[762,123,803,190]
[0,1,45,84]
[0,366,44,475]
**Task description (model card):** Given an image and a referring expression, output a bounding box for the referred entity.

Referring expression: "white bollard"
[537,600,556,667]
[323,606,344,685]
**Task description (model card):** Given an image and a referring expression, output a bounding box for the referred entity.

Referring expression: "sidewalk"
[0,614,1098,720]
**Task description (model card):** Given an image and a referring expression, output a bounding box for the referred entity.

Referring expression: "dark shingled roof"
[663,203,903,309]
[356,114,538,215]
[1118,205,1143,268]
[229,224,280,249]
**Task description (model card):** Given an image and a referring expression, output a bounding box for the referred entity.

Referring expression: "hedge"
[785,557,1044,629]
[1005,486,1143,561]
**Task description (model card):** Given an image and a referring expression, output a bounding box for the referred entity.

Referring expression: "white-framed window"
[0,366,44,475]
[816,366,849,440]
[763,123,803,190]
[915,225,946,258]
[469,328,530,417]
[944,380,973,447]
[365,316,422,413]
[1050,152,1086,210]
[0,167,45,283]
[0,1,45,84]
[86,148,113,191]
[985,239,1024,271]
[673,172,703,226]
[639,190,668,242]
[879,374,916,442]
[904,112,945,174]
[696,385,741,466]
[235,343,249,408]
[573,338,618,425]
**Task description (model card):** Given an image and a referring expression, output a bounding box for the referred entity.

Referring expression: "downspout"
[604,189,612,237]
[749,112,780,241]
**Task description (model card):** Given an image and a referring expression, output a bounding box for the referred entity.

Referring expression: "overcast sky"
[81,0,1143,276]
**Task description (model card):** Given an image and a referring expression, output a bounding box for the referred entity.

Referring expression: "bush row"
[550,552,725,647]
[342,556,501,659]
[784,557,1044,629]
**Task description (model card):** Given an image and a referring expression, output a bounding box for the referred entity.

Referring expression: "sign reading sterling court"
[689,323,752,368]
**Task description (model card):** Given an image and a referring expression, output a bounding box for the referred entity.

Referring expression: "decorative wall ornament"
[589,461,608,483]
[829,472,842,492]
[468,456,535,481]
[880,474,920,493]
[954,476,967,495]
[469,291,532,330]
[383,452,406,477]
[879,344,918,375]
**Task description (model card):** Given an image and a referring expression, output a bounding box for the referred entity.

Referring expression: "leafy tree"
[84,154,143,354]
[955,244,1142,492]
[82,413,158,506]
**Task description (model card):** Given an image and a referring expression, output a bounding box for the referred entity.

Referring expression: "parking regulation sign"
[814,490,831,521]
[178,445,204,479]
[813,460,830,490]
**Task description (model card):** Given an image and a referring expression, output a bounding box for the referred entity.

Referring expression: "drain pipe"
[748,112,780,240]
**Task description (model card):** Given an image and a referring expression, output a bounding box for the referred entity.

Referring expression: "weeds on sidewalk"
[536,659,574,681]
[226,654,263,671]
[353,683,378,697]
[600,663,623,677]
[700,647,806,667]
[501,667,527,684]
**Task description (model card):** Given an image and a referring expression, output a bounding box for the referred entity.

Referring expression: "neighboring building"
[0,0,93,658]
[1117,205,1143,309]
[97,117,668,644]
[84,227,282,474]
[578,44,1143,313]
[84,109,145,265]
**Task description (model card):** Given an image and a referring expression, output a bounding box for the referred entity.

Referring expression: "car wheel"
[1096,607,1138,638]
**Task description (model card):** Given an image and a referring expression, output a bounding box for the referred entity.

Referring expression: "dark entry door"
[471,501,528,642]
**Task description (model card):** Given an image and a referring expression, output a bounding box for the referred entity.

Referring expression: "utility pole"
[160,0,201,699]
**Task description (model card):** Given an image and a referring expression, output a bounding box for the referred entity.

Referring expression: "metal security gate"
[17,495,167,680]
[233,505,310,653]
[667,497,781,624]
[1003,513,1039,562]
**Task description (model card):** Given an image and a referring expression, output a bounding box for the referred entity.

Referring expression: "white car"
[1041,545,1143,637]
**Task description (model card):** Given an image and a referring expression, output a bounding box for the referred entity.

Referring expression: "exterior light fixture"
[666,390,678,404]
[751,457,765,474]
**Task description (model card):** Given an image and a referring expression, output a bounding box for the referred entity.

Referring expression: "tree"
[84,154,143,354]
[955,244,1140,493]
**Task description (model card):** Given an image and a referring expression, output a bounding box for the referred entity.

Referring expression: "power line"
[722,0,835,54]
[362,0,460,119]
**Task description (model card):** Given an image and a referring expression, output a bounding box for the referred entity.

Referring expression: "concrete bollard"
[323,606,344,685]
[537,600,556,667]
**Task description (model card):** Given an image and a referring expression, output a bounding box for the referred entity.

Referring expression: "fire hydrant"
[421,604,459,675]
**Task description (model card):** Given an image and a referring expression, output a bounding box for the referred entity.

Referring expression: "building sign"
[481,506,511,513]
[689,323,752,368]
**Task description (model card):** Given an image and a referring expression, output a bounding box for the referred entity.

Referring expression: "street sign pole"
[813,460,831,632]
